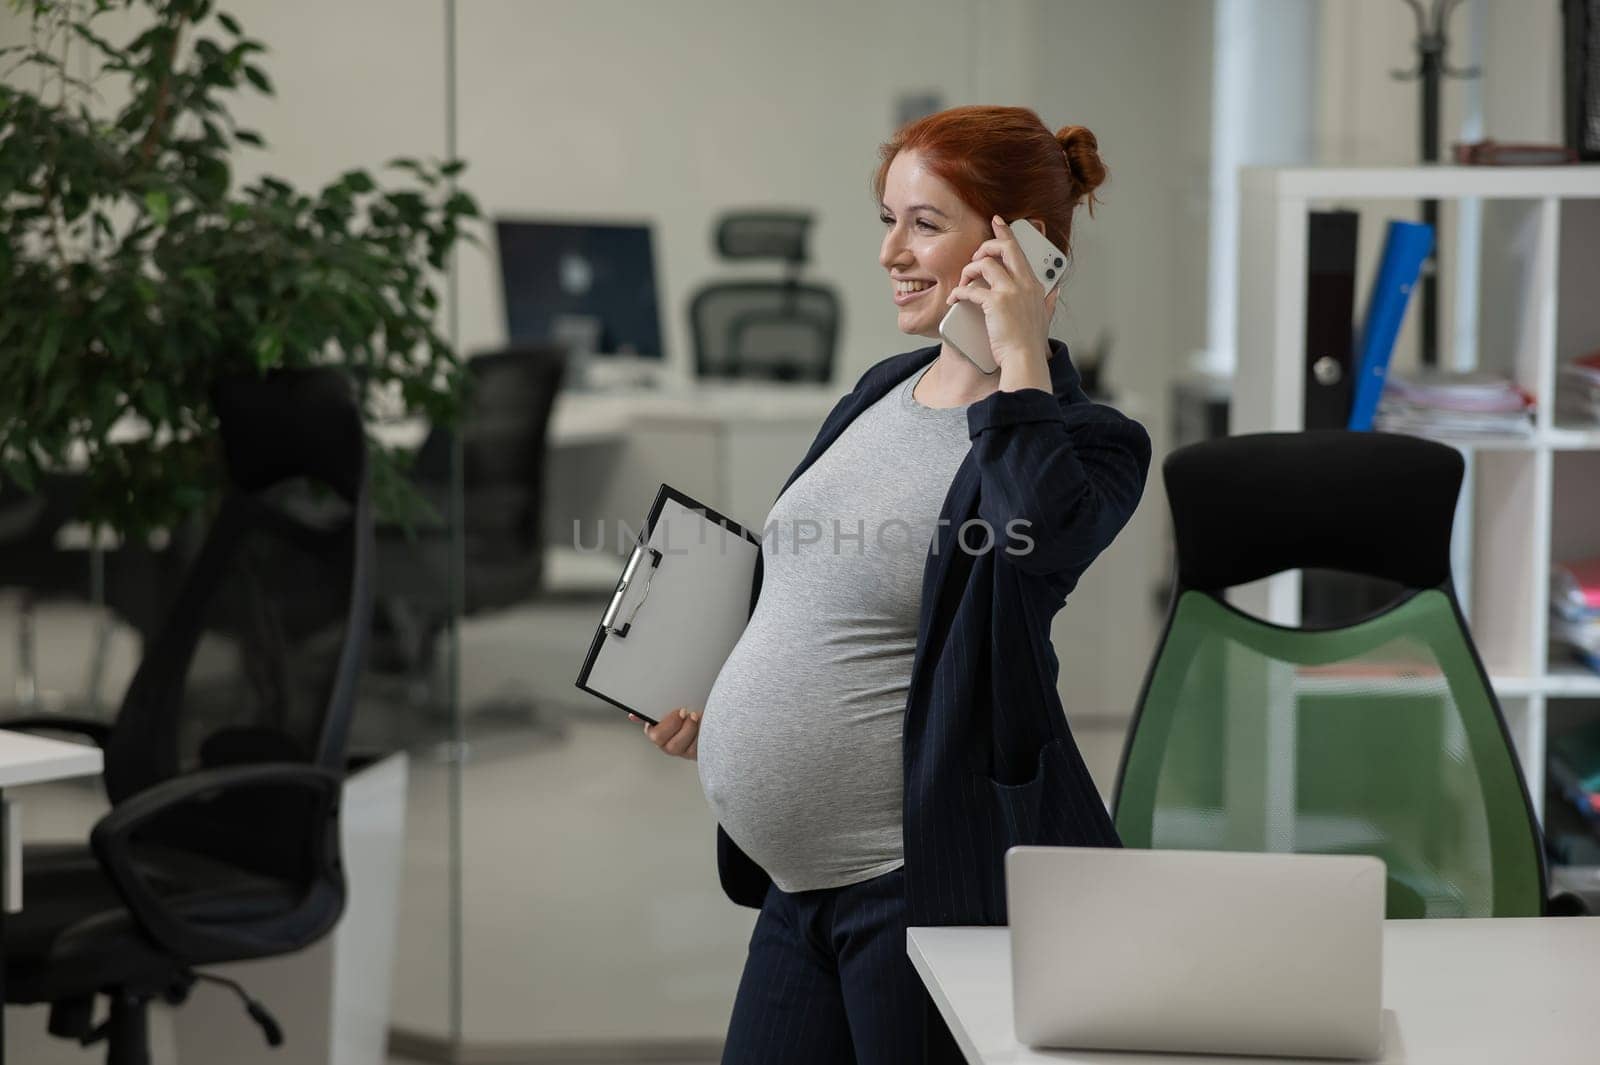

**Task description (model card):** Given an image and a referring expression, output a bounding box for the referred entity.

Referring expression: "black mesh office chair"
[3,368,373,1064]
[689,211,840,383]
[372,345,565,695]
[1115,431,1583,918]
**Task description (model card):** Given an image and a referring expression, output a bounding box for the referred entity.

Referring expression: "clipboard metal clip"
[601,543,664,638]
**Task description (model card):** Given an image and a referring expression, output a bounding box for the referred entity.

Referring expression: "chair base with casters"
[12,842,302,1065]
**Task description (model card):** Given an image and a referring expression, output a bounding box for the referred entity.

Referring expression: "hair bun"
[1055,125,1107,210]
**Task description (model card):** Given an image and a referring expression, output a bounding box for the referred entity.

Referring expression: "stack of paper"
[1552,557,1600,674]
[1374,370,1535,438]
[1557,352,1600,426]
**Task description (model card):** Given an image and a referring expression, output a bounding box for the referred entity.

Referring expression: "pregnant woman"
[632,104,1151,1064]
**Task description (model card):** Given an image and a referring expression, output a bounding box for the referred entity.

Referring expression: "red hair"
[873,105,1107,263]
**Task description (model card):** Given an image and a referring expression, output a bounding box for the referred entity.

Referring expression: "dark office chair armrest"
[90,763,345,961]
[3,715,112,748]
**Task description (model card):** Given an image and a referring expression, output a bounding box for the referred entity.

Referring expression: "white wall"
[1018,1,1215,720]
[0,1,450,212]
[1480,0,1563,142]
[1205,0,1320,377]
[450,0,1044,385]
[1021,0,1213,410]
[229,2,449,187]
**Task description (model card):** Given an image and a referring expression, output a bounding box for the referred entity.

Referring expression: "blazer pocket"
[977,737,1067,846]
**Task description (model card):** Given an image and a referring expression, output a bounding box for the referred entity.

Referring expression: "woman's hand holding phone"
[945,216,1059,389]
[631,707,701,759]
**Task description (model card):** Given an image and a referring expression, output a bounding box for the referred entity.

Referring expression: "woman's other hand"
[630,708,701,759]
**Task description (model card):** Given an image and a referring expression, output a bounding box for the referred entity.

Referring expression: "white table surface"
[908,918,1600,1064]
[0,729,103,789]
[369,382,839,451]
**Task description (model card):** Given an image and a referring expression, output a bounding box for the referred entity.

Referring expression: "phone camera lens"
[1054,257,1064,268]
[1045,268,1057,280]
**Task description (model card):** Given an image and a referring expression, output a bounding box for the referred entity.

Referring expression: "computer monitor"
[495,219,665,362]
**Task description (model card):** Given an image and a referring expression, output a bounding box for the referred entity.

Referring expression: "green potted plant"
[0,0,478,537]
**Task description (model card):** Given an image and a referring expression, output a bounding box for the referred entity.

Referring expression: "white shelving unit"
[1233,164,1600,817]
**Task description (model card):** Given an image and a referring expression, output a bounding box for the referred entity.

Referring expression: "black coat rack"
[1392,0,1480,367]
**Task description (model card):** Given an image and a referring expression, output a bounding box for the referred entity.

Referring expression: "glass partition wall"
[436,1,1012,1054]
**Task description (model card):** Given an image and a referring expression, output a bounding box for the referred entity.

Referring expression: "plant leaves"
[1,0,473,535]
[144,188,171,224]
[251,328,284,368]
[340,169,375,194]
[37,317,64,372]
[243,64,273,95]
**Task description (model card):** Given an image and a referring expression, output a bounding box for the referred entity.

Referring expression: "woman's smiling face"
[877,150,990,338]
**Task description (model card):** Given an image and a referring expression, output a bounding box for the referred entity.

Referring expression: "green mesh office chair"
[1114,431,1554,918]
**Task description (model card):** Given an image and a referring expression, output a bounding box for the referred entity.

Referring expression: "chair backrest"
[689,281,840,383]
[411,345,565,607]
[689,210,839,383]
[712,211,815,266]
[103,368,372,805]
[1114,431,1546,918]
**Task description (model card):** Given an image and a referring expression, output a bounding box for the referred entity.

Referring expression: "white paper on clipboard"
[574,485,761,724]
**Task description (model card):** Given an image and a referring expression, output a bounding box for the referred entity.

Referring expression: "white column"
[1201,0,1321,379]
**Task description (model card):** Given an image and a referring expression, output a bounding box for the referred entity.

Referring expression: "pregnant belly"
[696,666,904,885]
[695,671,815,831]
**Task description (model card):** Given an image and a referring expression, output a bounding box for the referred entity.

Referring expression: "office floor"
[3,594,1131,1064]
[377,594,1130,1057]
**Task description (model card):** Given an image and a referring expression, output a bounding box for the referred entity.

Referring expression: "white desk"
[372,383,840,556]
[908,919,1600,1064]
[567,384,837,537]
[0,728,104,1065]
[0,729,102,790]
[369,381,838,451]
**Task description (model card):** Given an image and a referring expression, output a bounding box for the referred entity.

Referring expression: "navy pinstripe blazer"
[716,339,1150,929]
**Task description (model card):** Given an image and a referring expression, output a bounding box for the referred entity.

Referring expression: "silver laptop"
[1005,847,1385,1060]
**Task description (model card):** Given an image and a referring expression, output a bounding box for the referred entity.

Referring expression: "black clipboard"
[574,484,762,725]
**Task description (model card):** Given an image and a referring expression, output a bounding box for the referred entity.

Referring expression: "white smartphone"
[938,218,1068,374]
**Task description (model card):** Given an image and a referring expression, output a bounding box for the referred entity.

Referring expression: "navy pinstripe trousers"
[720,866,925,1064]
